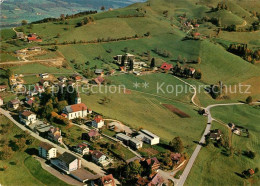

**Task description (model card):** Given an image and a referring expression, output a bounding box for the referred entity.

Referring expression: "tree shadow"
[235,172,245,178]
[25,148,38,156]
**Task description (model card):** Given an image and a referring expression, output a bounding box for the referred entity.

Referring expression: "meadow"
[185,104,260,185]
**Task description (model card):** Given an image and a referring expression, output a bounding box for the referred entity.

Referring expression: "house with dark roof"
[38,142,57,159]
[63,103,88,120]
[142,157,160,172]
[19,111,37,125]
[208,129,222,140]
[91,150,107,165]
[50,152,81,174]
[8,99,20,110]
[0,85,7,92]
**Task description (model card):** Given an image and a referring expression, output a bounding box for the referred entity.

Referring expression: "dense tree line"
[228,44,260,63]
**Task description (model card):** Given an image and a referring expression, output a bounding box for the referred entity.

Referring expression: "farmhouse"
[209,129,222,140]
[92,115,104,128]
[39,73,49,79]
[51,152,81,174]
[160,62,173,71]
[63,103,88,120]
[0,85,7,92]
[38,142,57,160]
[48,127,62,143]
[19,111,37,125]
[16,32,25,39]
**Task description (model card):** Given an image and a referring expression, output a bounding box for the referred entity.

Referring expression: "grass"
[0,116,69,186]
[186,104,260,185]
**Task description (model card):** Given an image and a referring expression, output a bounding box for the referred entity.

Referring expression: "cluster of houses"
[116,129,160,149]
[160,62,196,77]
[16,32,42,43]
[38,142,115,185]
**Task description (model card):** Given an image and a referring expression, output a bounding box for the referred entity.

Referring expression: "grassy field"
[186,104,260,185]
[0,116,69,186]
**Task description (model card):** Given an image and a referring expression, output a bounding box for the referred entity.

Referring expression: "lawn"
[185,104,260,185]
[0,116,69,186]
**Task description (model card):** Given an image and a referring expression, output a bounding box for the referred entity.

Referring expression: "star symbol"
[133,82,140,89]
[142,82,149,89]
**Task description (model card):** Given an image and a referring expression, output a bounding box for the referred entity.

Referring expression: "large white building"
[63,103,88,120]
[38,142,57,160]
[136,129,160,145]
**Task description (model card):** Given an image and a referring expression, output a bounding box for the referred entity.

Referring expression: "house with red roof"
[63,103,88,120]
[73,143,89,155]
[143,157,160,172]
[27,34,42,43]
[99,174,115,186]
[92,115,104,128]
[160,62,173,71]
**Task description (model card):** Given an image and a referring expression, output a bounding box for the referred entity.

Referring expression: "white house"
[91,150,106,165]
[19,111,37,125]
[0,97,3,106]
[63,103,88,120]
[91,115,104,128]
[74,143,89,156]
[38,142,57,159]
[8,99,20,110]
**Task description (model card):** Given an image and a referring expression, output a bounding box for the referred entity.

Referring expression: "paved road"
[0,108,106,176]
[176,102,260,186]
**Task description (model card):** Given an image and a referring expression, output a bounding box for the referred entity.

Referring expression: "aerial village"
[0,45,254,185]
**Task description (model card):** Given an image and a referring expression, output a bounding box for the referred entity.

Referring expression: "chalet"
[38,142,57,160]
[0,97,3,106]
[8,99,20,110]
[48,127,62,143]
[27,34,42,43]
[82,129,100,141]
[73,143,89,155]
[160,62,173,71]
[0,85,7,92]
[92,115,104,128]
[99,174,116,186]
[63,103,88,120]
[19,111,37,125]
[39,73,49,79]
[50,152,81,174]
[129,138,143,149]
[144,157,160,172]
[135,129,160,145]
[91,150,107,165]
[116,133,131,145]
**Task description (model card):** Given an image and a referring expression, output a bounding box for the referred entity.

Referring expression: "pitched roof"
[149,173,164,185]
[94,115,103,123]
[39,142,54,151]
[58,152,77,164]
[65,103,87,113]
[160,62,173,70]
[22,111,34,117]
[0,85,7,89]
[92,150,105,159]
[88,129,100,137]
[146,157,160,166]
[10,99,19,105]
[101,174,115,186]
